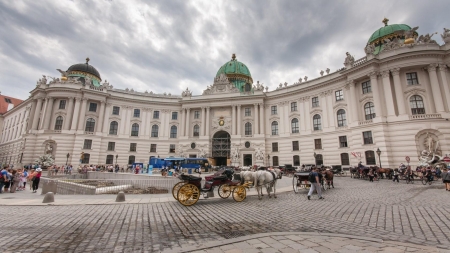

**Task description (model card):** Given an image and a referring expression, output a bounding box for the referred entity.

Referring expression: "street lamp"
[66,153,70,165]
[115,154,118,165]
[376,148,382,168]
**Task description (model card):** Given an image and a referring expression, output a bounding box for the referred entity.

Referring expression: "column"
[428,64,445,112]
[439,64,450,110]
[201,107,206,136]
[304,97,311,131]
[77,98,88,130]
[259,103,264,135]
[120,106,128,135]
[180,109,185,136]
[278,103,284,133]
[231,105,236,135]
[64,97,74,130]
[38,98,48,129]
[146,109,153,136]
[391,68,406,115]
[124,106,132,135]
[102,103,112,133]
[141,107,147,136]
[31,98,43,130]
[96,101,106,132]
[327,93,335,127]
[43,97,54,130]
[254,104,259,135]
[381,71,396,117]
[237,105,241,135]
[321,93,329,128]
[27,99,37,131]
[347,80,358,123]
[284,102,289,133]
[205,107,210,136]
[164,110,170,137]
[185,108,190,137]
[70,98,81,130]
[299,99,306,131]
[369,72,384,118]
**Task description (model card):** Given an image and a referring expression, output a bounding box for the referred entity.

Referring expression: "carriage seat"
[180,174,202,181]
[212,175,228,181]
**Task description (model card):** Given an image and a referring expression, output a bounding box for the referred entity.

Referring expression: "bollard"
[43,192,55,203]
[116,191,126,202]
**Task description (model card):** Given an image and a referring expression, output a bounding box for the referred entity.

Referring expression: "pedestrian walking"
[393,168,399,183]
[0,166,9,193]
[307,167,324,200]
[368,168,374,182]
[9,169,20,193]
[32,168,42,193]
[442,168,450,191]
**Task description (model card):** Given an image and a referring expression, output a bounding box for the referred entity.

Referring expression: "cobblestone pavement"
[0,177,449,252]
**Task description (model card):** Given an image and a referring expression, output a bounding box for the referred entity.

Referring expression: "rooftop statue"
[441,28,450,44]
[182,87,192,97]
[84,75,92,85]
[364,43,376,55]
[344,52,355,66]
[404,26,419,44]
[417,32,438,44]
[56,69,69,78]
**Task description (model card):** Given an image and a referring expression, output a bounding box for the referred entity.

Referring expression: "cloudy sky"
[0,0,449,100]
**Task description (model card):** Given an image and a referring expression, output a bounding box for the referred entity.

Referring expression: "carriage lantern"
[376,148,382,168]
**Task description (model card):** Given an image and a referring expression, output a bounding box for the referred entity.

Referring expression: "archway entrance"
[243,154,252,166]
[212,131,230,166]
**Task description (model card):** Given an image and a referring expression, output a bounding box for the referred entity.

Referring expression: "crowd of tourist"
[0,165,43,193]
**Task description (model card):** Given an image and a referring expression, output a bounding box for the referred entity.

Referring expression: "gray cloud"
[0,0,449,100]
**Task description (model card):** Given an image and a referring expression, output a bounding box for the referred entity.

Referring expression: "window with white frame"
[245,108,251,116]
[271,121,278,135]
[271,106,277,115]
[312,97,319,107]
[291,118,299,133]
[313,114,321,131]
[362,81,371,94]
[335,90,344,101]
[337,109,347,127]
[406,72,419,85]
[291,102,297,112]
[364,102,376,120]
[410,95,425,115]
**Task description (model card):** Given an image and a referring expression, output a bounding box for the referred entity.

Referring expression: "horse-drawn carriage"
[172,169,250,206]
[293,169,334,193]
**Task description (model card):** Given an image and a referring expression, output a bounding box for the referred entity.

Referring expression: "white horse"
[240,171,256,185]
[254,170,279,200]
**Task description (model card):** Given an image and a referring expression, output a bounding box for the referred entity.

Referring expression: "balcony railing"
[358,119,373,125]
[409,113,442,120]
[352,56,367,67]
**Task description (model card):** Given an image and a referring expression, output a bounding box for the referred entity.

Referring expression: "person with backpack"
[307,167,324,200]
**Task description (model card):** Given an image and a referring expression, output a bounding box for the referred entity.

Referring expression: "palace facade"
[1,20,450,168]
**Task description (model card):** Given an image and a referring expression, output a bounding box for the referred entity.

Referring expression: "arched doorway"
[243,154,252,166]
[212,131,230,166]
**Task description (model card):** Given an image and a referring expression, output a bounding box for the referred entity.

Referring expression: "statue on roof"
[84,75,92,85]
[417,32,438,44]
[182,87,192,97]
[441,28,450,44]
[344,52,355,66]
[364,44,376,55]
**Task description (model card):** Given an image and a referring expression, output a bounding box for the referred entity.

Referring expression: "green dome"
[216,54,253,83]
[368,23,412,43]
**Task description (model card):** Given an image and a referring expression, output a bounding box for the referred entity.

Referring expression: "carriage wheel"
[232,186,246,202]
[293,177,299,193]
[177,184,200,206]
[218,184,232,199]
[421,178,427,185]
[172,182,185,200]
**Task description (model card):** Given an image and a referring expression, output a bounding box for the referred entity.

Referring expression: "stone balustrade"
[358,119,373,125]
[409,113,442,120]
[352,56,367,67]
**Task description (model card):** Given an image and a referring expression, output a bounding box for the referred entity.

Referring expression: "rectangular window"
[245,108,251,116]
[292,141,299,151]
[153,110,160,119]
[89,103,97,112]
[291,102,297,112]
[272,156,279,166]
[314,139,322,149]
[130,143,137,152]
[362,81,372,94]
[4,98,12,103]
[271,106,277,115]
[150,144,157,153]
[339,136,348,148]
[194,110,200,119]
[59,100,66,109]
[107,142,115,151]
[293,155,300,166]
[406,72,419,85]
[133,109,140,118]
[172,112,178,120]
[169,144,176,153]
[83,139,92,149]
[335,90,344,101]
[106,155,114,164]
[112,106,120,115]
[272,142,278,152]
[363,131,373,144]
[312,97,319,107]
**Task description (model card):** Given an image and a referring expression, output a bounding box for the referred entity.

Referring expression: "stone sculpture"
[417,33,438,44]
[298,78,302,83]
[320,70,324,76]
[84,75,92,85]
[304,76,308,81]
[56,69,68,78]
[254,148,264,161]
[364,44,376,54]
[182,87,192,97]
[441,28,450,44]
[326,68,330,74]
[344,52,355,66]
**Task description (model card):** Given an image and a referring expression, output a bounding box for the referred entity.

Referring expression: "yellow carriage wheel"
[172,182,185,200]
[177,183,200,206]
[218,184,232,199]
[232,185,246,202]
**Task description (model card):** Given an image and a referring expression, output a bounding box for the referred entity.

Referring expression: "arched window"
[81,153,90,164]
[244,83,251,92]
[293,155,300,166]
[128,155,136,165]
[313,114,321,131]
[364,102,376,120]
[106,155,114,164]
[245,122,252,135]
[291,118,299,133]
[193,125,200,137]
[131,123,139,136]
[151,125,159,137]
[170,125,177,138]
[340,153,350,165]
[54,116,63,130]
[365,150,376,165]
[109,121,118,135]
[271,121,278,135]
[85,118,95,132]
[272,156,279,166]
[337,109,347,127]
[410,95,425,115]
